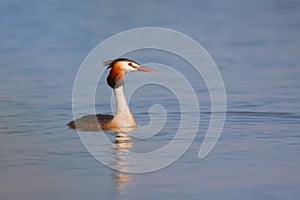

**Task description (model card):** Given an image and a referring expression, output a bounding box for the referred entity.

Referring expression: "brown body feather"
[67,114,115,131]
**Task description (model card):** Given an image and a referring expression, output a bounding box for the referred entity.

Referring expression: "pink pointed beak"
[136,66,157,72]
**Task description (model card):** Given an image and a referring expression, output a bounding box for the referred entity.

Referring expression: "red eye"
[128,63,132,66]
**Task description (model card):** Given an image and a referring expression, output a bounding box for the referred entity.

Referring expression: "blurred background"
[0,0,299,200]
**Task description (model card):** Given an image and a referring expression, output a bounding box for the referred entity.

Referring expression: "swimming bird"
[67,58,156,132]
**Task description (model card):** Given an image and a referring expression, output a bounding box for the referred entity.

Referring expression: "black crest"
[104,58,140,69]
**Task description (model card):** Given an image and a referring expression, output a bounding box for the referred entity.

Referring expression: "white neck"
[113,85,136,128]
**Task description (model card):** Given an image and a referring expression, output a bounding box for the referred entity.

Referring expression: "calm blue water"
[1,0,300,200]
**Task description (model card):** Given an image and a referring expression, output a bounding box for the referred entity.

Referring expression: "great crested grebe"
[67,58,156,132]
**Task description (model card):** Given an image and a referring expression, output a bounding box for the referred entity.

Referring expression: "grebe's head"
[105,58,156,88]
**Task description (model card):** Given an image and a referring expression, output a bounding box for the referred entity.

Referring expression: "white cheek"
[120,62,138,72]
[125,66,138,72]
[130,67,138,72]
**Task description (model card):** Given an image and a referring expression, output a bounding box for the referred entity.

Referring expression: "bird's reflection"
[113,132,133,195]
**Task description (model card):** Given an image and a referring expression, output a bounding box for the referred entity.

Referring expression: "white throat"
[113,85,136,128]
